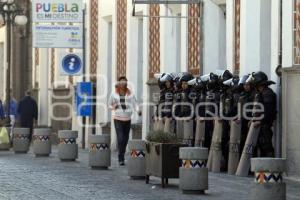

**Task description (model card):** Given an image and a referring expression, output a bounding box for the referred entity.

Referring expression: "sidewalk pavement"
[0,147,299,200]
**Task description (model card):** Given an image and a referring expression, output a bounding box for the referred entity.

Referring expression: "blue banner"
[76,82,93,117]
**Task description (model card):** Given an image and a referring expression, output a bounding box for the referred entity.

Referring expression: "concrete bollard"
[58,130,78,161]
[89,134,111,169]
[179,147,209,194]
[0,127,11,150]
[13,128,30,153]
[33,128,51,157]
[128,140,146,179]
[183,120,194,146]
[251,158,286,200]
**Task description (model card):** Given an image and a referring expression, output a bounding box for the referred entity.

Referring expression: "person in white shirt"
[108,76,141,166]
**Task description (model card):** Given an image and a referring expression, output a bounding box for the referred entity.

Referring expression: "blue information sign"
[62,54,82,75]
[76,82,93,117]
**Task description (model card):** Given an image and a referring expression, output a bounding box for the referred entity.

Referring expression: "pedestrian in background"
[4,96,18,136]
[0,99,5,121]
[109,77,141,166]
[17,90,38,141]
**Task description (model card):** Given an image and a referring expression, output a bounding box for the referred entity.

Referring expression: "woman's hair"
[118,76,128,82]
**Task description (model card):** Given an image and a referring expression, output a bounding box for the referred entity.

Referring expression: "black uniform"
[256,87,277,157]
[17,96,38,140]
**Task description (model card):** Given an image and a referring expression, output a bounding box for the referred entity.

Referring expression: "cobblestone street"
[0,147,299,200]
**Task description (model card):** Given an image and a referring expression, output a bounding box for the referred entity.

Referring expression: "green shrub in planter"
[145,130,186,188]
[146,130,181,144]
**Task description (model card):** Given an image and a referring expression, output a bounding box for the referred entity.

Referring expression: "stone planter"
[89,134,111,169]
[145,142,187,188]
[13,128,30,154]
[0,127,11,150]
[58,130,78,161]
[179,147,209,194]
[251,158,286,200]
[33,128,52,157]
[128,140,146,178]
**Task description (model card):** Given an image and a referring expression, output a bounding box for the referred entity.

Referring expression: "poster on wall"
[33,25,83,48]
[32,0,83,23]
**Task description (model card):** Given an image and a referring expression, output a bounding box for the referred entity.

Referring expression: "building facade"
[0,0,299,179]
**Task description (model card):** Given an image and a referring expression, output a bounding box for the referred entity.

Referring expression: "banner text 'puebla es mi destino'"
[32,0,83,23]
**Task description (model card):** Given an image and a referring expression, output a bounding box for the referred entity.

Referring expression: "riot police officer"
[236,74,255,153]
[174,73,194,146]
[159,73,175,119]
[250,71,277,157]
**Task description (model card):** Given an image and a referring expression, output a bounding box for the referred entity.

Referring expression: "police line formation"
[153,70,277,176]
[0,70,286,199]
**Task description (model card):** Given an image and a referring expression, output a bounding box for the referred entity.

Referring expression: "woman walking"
[109,77,141,166]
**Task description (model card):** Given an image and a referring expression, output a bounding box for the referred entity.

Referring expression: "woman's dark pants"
[114,119,131,162]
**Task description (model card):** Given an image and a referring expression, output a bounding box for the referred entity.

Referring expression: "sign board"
[133,0,201,4]
[33,25,83,48]
[76,82,93,117]
[32,0,83,23]
[59,52,83,76]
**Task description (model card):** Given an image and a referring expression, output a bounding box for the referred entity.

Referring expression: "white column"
[203,0,226,74]
[271,0,281,85]
[38,48,49,126]
[142,5,150,140]
[226,0,235,72]
[181,5,188,72]
[239,0,272,75]
[127,0,139,105]
[282,0,293,68]
[110,0,118,150]
[160,5,178,73]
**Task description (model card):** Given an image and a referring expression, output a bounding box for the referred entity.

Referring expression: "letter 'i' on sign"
[76,82,93,117]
